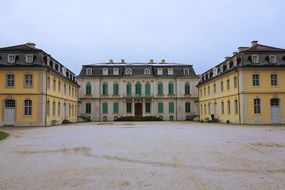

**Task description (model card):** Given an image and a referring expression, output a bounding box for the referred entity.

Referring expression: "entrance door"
[4,100,16,126]
[271,99,281,124]
[135,103,142,117]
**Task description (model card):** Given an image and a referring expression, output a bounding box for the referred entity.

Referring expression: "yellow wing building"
[0,43,79,126]
[198,41,285,124]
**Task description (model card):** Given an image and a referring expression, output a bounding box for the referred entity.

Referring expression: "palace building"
[77,59,199,121]
[197,41,285,124]
[0,43,79,126]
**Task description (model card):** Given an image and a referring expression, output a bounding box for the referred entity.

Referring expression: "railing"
[123,93,154,98]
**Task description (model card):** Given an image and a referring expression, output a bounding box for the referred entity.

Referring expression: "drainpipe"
[99,78,101,121]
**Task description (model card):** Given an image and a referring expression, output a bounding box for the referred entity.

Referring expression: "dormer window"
[47,57,50,66]
[103,68,108,75]
[269,55,276,64]
[125,68,132,75]
[25,54,34,63]
[144,68,151,75]
[252,55,259,64]
[7,54,16,64]
[184,68,190,75]
[86,68,92,76]
[168,68,173,75]
[113,68,119,75]
[157,68,163,75]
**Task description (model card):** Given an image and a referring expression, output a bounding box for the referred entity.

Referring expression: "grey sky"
[1,0,285,74]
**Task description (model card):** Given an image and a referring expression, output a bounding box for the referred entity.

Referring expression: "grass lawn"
[0,131,9,140]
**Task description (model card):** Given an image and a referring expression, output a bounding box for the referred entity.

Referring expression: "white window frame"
[24,74,33,87]
[144,68,151,75]
[167,68,173,75]
[25,54,34,63]
[7,54,16,64]
[252,55,259,64]
[269,55,276,64]
[103,68,109,75]
[125,68,132,75]
[86,68,93,76]
[157,68,163,75]
[184,68,190,75]
[113,68,119,75]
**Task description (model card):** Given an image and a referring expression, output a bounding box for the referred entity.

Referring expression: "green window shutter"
[102,103,108,113]
[86,83,91,95]
[158,102,164,113]
[126,103,132,113]
[169,102,174,113]
[145,102,151,113]
[168,83,174,95]
[185,83,190,95]
[113,102,119,113]
[185,102,191,113]
[158,83,163,95]
[103,83,108,95]
[126,83,132,96]
[135,83,141,96]
[113,83,119,95]
[145,83,150,96]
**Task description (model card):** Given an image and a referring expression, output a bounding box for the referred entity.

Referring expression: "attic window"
[125,68,132,75]
[86,68,92,76]
[47,57,50,66]
[252,55,259,64]
[113,68,119,75]
[184,68,189,75]
[103,68,108,75]
[168,68,173,75]
[25,54,34,63]
[269,55,276,64]
[7,54,16,64]
[157,68,163,75]
[144,68,151,75]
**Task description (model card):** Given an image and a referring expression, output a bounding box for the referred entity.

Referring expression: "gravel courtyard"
[1,122,285,190]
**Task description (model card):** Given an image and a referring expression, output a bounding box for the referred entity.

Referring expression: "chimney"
[238,47,248,52]
[149,59,154,64]
[121,59,125,64]
[161,59,166,64]
[251,40,258,47]
[109,59,113,64]
[26,42,36,48]
[233,52,238,55]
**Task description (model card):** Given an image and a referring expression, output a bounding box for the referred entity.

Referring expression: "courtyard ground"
[0,122,285,190]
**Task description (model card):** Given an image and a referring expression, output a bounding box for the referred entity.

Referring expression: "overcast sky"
[1,0,285,74]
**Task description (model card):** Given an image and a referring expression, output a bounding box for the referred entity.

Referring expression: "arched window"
[126,82,132,96]
[145,82,151,96]
[125,68,132,75]
[113,83,119,96]
[168,82,174,95]
[86,82,91,95]
[184,82,190,95]
[135,82,141,96]
[24,99,32,116]
[144,68,151,75]
[158,82,163,96]
[102,82,108,95]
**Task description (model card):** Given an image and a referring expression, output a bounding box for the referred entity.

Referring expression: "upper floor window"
[47,57,50,66]
[252,55,259,64]
[271,74,278,86]
[126,82,132,96]
[25,54,34,63]
[86,68,92,76]
[207,86,210,95]
[8,54,16,64]
[24,74,33,87]
[226,79,230,90]
[47,77,50,89]
[64,83,66,94]
[184,68,190,75]
[269,55,276,64]
[158,82,163,95]
[145,82,151,96]
[144,68,151,75]
[252,74,260,86]
[157,68,163,75]
[213,83,216,93]
[168,68,173,75]
[24,99,32,116]
[102,82,108,95]
[113,83,119,95]
[184,82,190,95]
[220,81,224,92]
[86,82,91,95]
[168,82,174,95]
[103,68,108,75]
[53,79,56,91]
[125,68,132,75]
[113,68,119,75]
[135,82,142,96]
[234,77,238,88]
[6,74,14,87]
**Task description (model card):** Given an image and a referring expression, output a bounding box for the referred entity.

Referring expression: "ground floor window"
[126,102,132,113]
[227,101,231,114]
[145,102,151,113]
[46,101,50,116]
[158,102,164,113]
[185,102,191,113]
[102,102,108,113]
[254,98,261,114]
[86,103,91,114]
[113,102,119,113]
[221,101,224,114]
[24,100,32,116]
[234,100,238,114]
[169,102,174,113]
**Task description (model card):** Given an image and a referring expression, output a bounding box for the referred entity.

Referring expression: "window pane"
[169,102,174,113]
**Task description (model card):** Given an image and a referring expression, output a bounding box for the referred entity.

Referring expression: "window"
[46,101,50,116]
[234,100,238,114]
[213,83,216,93]
[58,102,60,116]
[144,68,151,75]
[47,77,50,89]
[135,82,142,96]
[102,102,108,113]
[220,81,224,92]
[113,83,119,95]
[185,102,191,113]
[52,101,56,116]
[221,101,224,114]
[208,103,211,114]
[207,86,210,95]
[252,55,259,64]
[125,68,132,75]
[25,54,33,63]
[145,82,151,96]
[157,68,163,75]
[252,74,260,86]
[86,103,91,114]
[234,77,237,88]
[168,82,174,95]
[200,89,202,97]
[184,68,190,75]
[204,87,206,96]
[6,74,14,87]
[226,79,230,90]
[113,68,119,75]
[145,102,151,113]
[113,102,119,114]
[168,68,173,75]
[271,74,278,86]
[126,83,132,96]
[53,79,56,91]
[158,82,163,95]
[271,99,279,106]
[126,103,132,113]
[185,82,190,95]
[86,68,92,76]
[24,74,32,87]
[85,83,91,95]
[69,86,71,96]
[227,101,231,114]
[7,54,16,64]
[158,102,164,113]
[200,105,203,115]
[169,102,174,113]
[64,83,66,94]
[102,83,108,95]
[204,104,206,114]
[269,55,276,64]
[58,81,61,92]
[254,98,261,114]
[24,100,32,116]
[103,68,108,75]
